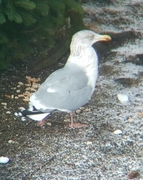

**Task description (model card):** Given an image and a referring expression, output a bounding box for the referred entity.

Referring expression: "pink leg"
[37,119,46,127]
[68,112,87,128]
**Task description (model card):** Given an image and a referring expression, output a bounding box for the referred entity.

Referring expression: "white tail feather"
[27,113,49,121]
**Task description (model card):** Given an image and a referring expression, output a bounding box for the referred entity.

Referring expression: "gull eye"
[89,34,94,39]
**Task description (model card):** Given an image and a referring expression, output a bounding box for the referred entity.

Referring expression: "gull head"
[70,30,111,51]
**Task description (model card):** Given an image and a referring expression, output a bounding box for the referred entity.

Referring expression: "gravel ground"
[1,0,143,179]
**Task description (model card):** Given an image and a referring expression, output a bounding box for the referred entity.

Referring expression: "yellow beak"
[97,35,111,42]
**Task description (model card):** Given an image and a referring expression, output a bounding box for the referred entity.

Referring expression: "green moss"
[0,0,84,72]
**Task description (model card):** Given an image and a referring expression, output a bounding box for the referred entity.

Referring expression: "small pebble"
[8,140,15,144]
[6,111,11,114]
[86,141,92,145]
[117,94,129,103]
[11,95,14,99]
[0,157,9,164]
[18,112,22,116]
[18,82,24,85]
[113,129,122,135]
[14,112,19,116]
[79,107,85,110]
[46,122,52,126]
[15,96,18,99]
[64,119,70,122]
[16,90,21,93]
[1,102,7,106]
[84,108,90,112]
[128,117,133,122]
[76,109,81,114]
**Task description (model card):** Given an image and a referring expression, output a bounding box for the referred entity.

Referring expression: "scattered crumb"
[18,94,24,97]
[25,84,31,87]
[5,94,11,99]
[23,98,29,102]
[19,107,25,110]
[30,88,37,92]
[26,87,31,91]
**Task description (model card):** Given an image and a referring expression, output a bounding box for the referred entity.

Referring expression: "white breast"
[67,47,98,92]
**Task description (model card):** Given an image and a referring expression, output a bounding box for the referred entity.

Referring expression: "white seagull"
[20,30,111,128]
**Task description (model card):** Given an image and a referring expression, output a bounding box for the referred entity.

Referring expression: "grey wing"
[32,66,93,111]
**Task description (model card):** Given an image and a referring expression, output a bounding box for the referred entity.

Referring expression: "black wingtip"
[21,109,45,116]
[14,107,45,117]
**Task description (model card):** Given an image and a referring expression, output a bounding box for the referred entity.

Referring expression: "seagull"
[20,30,111,128]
